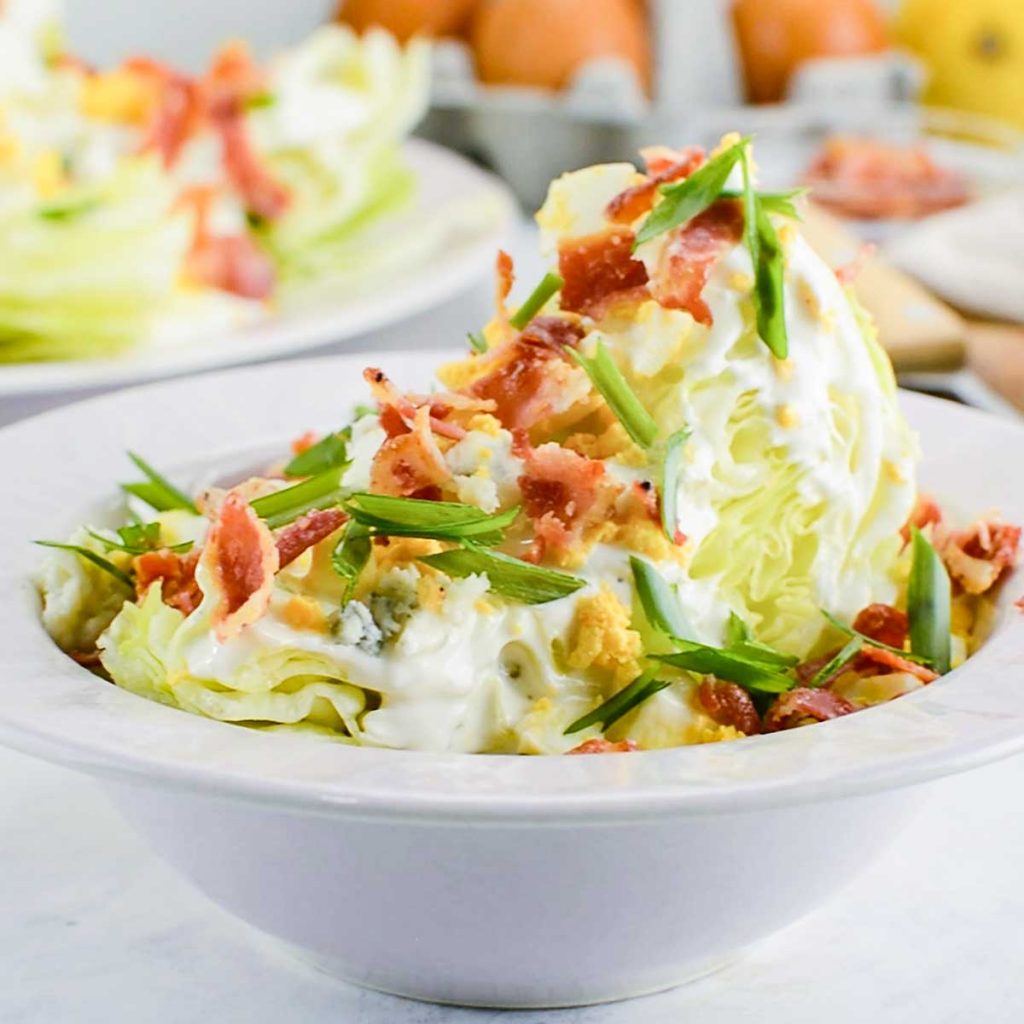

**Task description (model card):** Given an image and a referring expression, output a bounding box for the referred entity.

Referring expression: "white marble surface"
[2,743,1023,1024]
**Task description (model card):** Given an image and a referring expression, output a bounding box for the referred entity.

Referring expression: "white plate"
[0,140,517,399]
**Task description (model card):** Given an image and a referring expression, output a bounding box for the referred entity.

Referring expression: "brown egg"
[471,0,651,92]
[732,0,888,103]
[336,0,479,41]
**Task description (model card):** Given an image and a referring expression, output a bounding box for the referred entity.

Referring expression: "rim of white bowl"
[2,352,1024,824]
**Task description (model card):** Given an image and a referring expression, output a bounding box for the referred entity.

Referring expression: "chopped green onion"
[633,136,750,248]
[655,641,795,694]
[86,523,191,556]
[122,452,198,514]
[509,272,564,330]
[345,493,519,542]
[630,556,693,640]
[38,196,100,221]
[250,467,346,529]
[721,187,807,220]
[34,541,133,589]
[908,527,952,675]
[564,669,671,735]
[821,609,932,665]
[569,341,658,448]
[724,611,750,646]
[728,640,799,669]
[741,147,789,359]
[467,331,488,354]
[244,91,276,110]
[352,403,377,420]
[658,428,689,542]
[809,635,863,688]
[284,431,350,478]
[420,544,585,605]
[331,522,372,599]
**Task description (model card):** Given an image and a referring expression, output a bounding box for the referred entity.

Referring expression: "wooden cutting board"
[800,202,966,372]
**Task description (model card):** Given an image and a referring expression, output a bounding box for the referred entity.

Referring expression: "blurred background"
[41,0,1024,411]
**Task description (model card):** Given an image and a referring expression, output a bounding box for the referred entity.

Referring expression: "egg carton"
[418,0,921,209]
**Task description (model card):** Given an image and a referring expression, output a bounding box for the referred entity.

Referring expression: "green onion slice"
[633,136,750,248]
[630,556,693,640]
[908,527,952,675]
[345,493,519,542]
[122,452,198,514]
[34,541,133,589]
[657,427,689,542]
[331,521,372,599]
[655,642,795,694]
[467,331,488,354]
[420,544,584,605]
[721,187,806,220]
[564,669,671,735]
[509,272,564,330]
[821,609,933,666]
[251,467,346,529]
[569,341,658,448]
[38,196,100,221]
[87,523,191,556]
[809,635,863,688]
[724,611,750,646]
[284,431,350,478]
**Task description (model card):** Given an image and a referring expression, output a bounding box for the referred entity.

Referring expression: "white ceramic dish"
[2,352,1023,1009]
[0,141,516,399]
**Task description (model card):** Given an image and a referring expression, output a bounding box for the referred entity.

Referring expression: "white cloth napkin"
[886,190,1024,324]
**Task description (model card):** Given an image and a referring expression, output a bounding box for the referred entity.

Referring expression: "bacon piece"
[363,367,475,441]
[763,687,857,732]
[605,146,705,224]
[70,649,104,668]
[517,439,622,556]
[566,738,639,755]
[697,679,761,735]
[275,508,348,569]
[1016,596,1024,612]
[468,318,585,431]
[200,492,279,641]
[124,58,201,167]
[852,603,908,651]
[794,648,841,687]
[649,199,744,326]
[134,548,202,616]
[835,243,876,286]
[558,229,650,317]
[290,430,318,456]
[185,233,275,299]
[202,43,289,221]
[370,405,453,498]
[942,519,1021,596]
[902,494,943,544]
[858,646,939,684]
[495,249,514,313]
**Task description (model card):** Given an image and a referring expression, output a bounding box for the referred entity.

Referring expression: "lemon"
[897,0,1024,129]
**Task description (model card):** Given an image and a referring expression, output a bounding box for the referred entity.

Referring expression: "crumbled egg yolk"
[31,150,66,198]
[729,272,753,293]
[79,68,155,124]
[564,420,646,466]
[416,573,448,613]
[466,413,503,437]
[687,721,746,744]
[280,595,328,634]
[776,404,799,430]
[565,585,644,685]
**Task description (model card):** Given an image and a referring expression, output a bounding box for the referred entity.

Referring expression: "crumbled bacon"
[605,146,705,224]
[275,508,348,569]
[697,679,761,735]
[763,687,857,732]
[370,405,453,498]
[290,430,318,456]
[649,199,744,326]
[200,492,279,641]
[835,243,876,286]
[902,495,943,544]
[185,233,276,299]
[202,43,290,220]
[558,229,649,317]
[495,249,515,318]
[363,367,478,441]
[566,738,639,754]
[858,646,939,684]
[124,57,201,168]
[852,603,908,651]
[942,519,1021,596]
[516,439,622,557]
[632,480,660,524]
[134,548,202,616]
[794,648,840,687]
[70,649,104,668]
[467,318,585,432]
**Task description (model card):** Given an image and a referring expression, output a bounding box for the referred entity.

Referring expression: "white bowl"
[2,353,1023,1009]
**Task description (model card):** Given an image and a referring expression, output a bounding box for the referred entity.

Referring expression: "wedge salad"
[0,0,429,362]
[37,136,1021,754]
